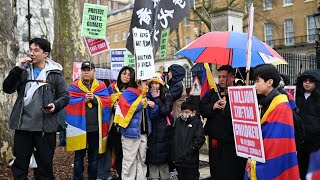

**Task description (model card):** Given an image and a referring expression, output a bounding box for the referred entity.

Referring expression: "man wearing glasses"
[3,38,69,179]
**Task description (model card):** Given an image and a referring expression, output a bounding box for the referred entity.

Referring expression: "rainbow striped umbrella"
[176,31,287,67]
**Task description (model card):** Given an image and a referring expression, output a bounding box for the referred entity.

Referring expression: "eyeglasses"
[303,79,314,83]
[28,48,42,54]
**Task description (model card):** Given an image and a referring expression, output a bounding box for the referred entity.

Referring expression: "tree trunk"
[0,0,19,166]
[52,0,86,85]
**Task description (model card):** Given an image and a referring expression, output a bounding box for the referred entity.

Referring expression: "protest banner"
[110,49,126,72]
[159,28,169,60]
[73,62,82,81]
[228,86,265,163]
[85,37,110,56]
[81,3,108,39]
[189,76,201,96]
[284,86,296,100]
[95,68,118,80]
[132,27,155,80]
[124,50,135,69]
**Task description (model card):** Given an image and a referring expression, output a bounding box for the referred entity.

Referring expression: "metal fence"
[277,53,317,84]
[183,52,318,90]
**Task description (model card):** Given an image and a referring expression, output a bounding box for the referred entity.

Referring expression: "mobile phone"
[41,106,52,110]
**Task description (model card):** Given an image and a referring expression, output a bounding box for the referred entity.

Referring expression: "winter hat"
[150,72,165,86]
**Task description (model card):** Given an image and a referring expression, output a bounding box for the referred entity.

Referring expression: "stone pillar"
[211,9,244,32]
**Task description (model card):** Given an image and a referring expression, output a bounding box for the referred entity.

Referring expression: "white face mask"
[181,113,194,121]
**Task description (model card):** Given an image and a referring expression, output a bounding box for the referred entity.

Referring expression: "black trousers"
[11,130,56,180]
[176,166,199,180]
[208,137,247,180]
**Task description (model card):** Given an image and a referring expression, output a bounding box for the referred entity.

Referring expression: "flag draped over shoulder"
[114,87,147,128]
[126,0,194,55]
[66,79,111,154]
[200,63,218,99]
[306,150,320,180]
[245,94,300,180]
[109,82,122,107]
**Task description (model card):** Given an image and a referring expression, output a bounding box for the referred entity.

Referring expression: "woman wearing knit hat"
[147,72,174,180]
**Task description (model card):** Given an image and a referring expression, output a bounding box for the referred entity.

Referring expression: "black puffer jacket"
[172,115,205,168]
[295,69,320,145]
[147,89,173,164]
[3,66,69,132]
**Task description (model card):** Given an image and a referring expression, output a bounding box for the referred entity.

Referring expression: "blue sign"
[110,49,126,72]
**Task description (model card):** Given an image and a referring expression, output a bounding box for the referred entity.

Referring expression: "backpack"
[292,108,305,150]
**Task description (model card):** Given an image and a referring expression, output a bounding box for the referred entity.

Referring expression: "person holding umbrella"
[199,65,247,180]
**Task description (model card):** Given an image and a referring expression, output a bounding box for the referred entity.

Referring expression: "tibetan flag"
[66,78,111,154]
[114,87,147,128]
[306,150,320,180]
[245,94,300,180]
[200,63,218,99]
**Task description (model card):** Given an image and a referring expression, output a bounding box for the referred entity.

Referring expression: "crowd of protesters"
[3,37,320,180]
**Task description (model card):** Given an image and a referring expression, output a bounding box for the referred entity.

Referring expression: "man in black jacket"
[172,100,205,180]
[3,38,69,180]
[295,69,320,180]
[199,65,246,180]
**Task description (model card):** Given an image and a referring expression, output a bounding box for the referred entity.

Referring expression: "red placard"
[85,37,110,56]
[228,86,265,163]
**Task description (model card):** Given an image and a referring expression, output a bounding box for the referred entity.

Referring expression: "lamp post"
[313,3,320,69]
[26,0,32,41]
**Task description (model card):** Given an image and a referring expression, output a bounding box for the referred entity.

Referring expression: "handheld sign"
[284,86,296,101]
[110,49,126,73]
[159,28,169,60]
[73,62,82,81]
[132,27,155,80]
[189,77,201,96]
[81,3,108,39]
[124,50,135,69]
[85,38,110,56]
[228,86,265,163]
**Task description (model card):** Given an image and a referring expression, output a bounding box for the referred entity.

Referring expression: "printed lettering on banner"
[228,86,265,163]
[132,27,155,80]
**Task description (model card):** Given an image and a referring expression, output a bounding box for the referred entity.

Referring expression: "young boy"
[245,64,299,179]
[172,100,205,180]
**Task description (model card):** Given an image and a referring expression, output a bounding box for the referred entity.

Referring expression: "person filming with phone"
[3,38,69,179]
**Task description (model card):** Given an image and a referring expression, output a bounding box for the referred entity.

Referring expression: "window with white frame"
[307,15,316,42]
[264,23,273,46]
[185,37,191,46]
[284,19,294,45]
[263,0,272,10]
[283,0,293,6]
[113,32,118,42]
[122,31,127,41]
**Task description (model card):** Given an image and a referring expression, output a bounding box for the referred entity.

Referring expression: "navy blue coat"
[147,90,174,165]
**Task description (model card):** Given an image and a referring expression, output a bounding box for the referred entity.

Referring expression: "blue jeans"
[97,144,112,179]
[74,131,99,180]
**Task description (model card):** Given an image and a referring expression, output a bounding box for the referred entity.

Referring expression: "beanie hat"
[150,72,165,86]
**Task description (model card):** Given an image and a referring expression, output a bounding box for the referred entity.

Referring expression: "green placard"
[81,3,108,39]
[124,51,135,69]
[159,28,169,60]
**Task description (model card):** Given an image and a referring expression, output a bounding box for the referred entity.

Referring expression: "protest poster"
[284,86,296,100]
[72,62,82,81]
[85,37,110,56]
[228,86,265,163]
[132,27,155,80]
[189,76,201,96]
[159,28,169,60]
[95,68,118,80]
[81,3,108,39]
[124,50,135,68]
[110,49,126,72]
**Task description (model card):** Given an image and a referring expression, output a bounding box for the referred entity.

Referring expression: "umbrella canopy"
[176,31,287,68]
